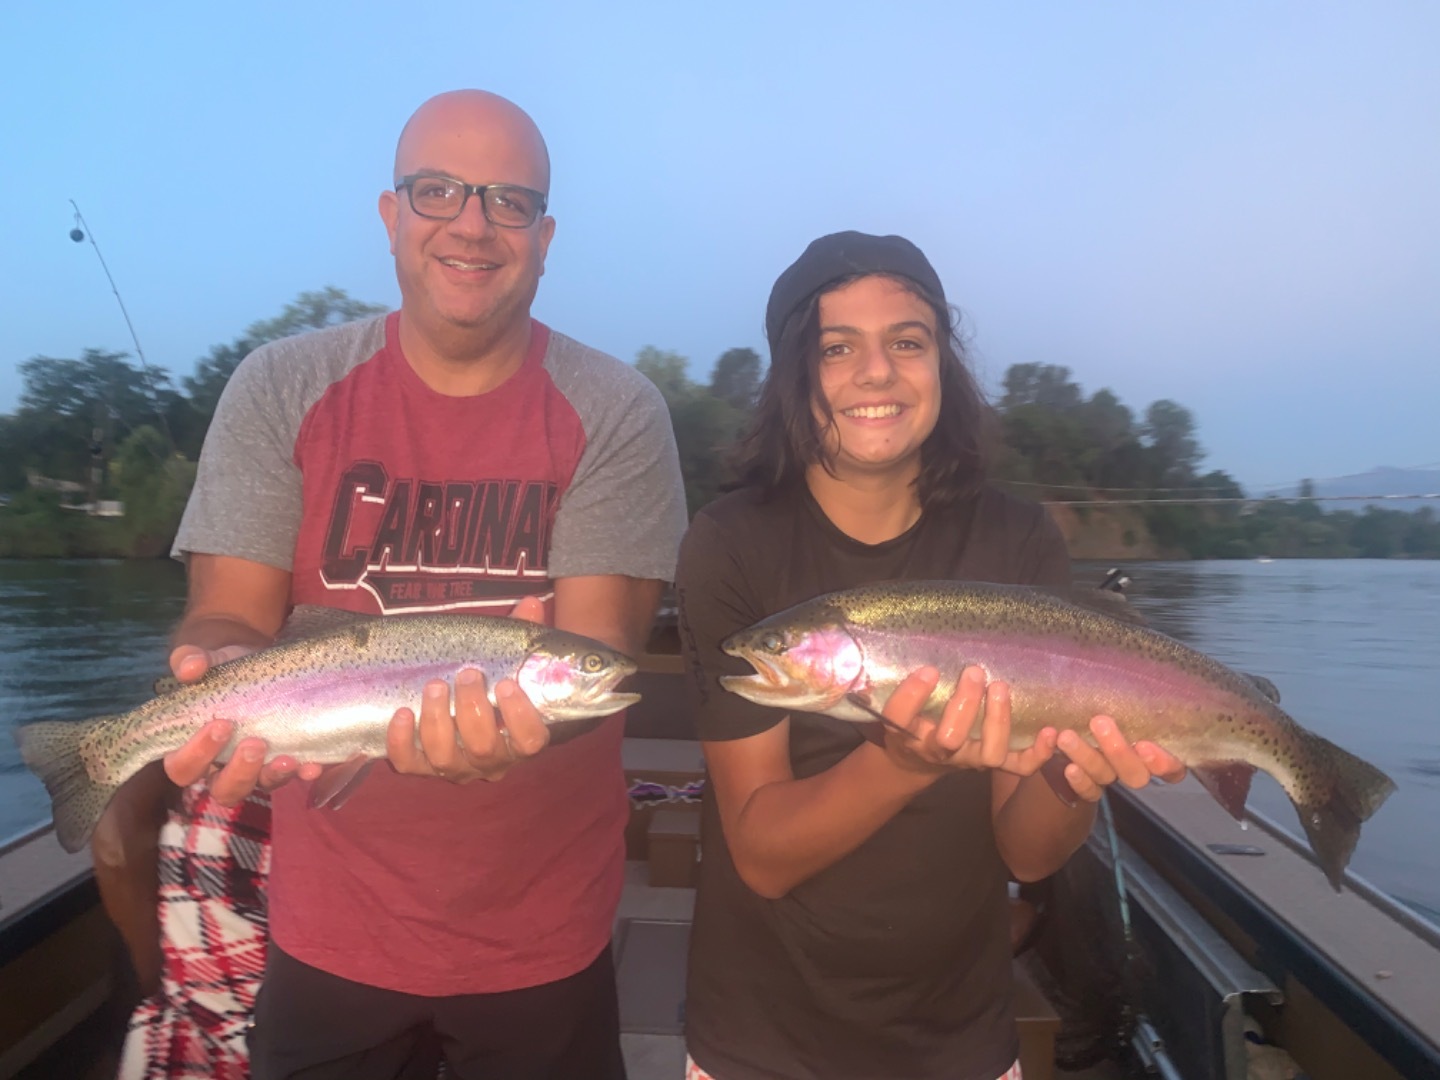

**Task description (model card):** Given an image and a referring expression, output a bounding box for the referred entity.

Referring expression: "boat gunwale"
[1109,786,1440,1077]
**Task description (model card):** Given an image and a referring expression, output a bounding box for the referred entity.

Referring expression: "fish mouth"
[548,661,641,720]
[575,689,642,715]
[545,688,639,721]
[718,673,781,702]
[719,652,797,705]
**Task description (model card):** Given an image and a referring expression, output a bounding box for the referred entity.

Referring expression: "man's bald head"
[379,89,557,374]
[393,90,551,193]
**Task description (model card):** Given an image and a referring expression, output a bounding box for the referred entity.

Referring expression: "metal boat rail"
[1109,783,1440,1079]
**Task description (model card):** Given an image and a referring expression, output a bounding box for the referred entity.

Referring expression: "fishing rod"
[68,200,176,457]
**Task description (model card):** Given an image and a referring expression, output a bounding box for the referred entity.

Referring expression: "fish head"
[516,634,641,722]
[718,612,865,714]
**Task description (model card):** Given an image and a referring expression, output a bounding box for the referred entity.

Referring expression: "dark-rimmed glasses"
[395,174,548,228]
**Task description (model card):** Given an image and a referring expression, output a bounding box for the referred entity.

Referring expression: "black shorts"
[248,942,626,1080]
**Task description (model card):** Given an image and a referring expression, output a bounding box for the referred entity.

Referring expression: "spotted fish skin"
[719,580,1396,890]
[16,607,640,854]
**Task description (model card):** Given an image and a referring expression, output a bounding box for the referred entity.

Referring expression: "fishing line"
[1099,789,1180,1074]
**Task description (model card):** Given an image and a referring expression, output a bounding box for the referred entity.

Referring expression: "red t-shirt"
[175,312,686,994]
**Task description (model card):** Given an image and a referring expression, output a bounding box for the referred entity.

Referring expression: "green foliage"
[0,489,118,557]
[0,416,31,492]
[12,348,172,481]
[634,347,695,409]
[1142,400,1202,484]
[1001,363,1084,411]
[5,285,1438,561]
[1403,508,1440,557]
[2,287,381,558]
[710,348,763,410]
[111,426,198,555]
[183,338,256,430]
[184,287,388,430]
[995,371,1439,559]
[671,394,749,516]
[245,287,388,344]
[635,347,750,517]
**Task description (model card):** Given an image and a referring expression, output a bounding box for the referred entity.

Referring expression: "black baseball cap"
[765,231,946,357]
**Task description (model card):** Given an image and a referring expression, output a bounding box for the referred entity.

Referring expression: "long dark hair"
[728,272,993,507]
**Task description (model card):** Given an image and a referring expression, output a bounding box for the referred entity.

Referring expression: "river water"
[2,557,1437,919]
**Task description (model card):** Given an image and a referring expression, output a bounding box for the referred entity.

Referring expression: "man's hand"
[386,597,551,783]
[161,644,319,804]
[162,597,554,799]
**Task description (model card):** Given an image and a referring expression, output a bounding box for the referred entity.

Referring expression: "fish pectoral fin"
[1039,753,1080,808]
[308,755,378,811]
[843,692,887,723]
[1192,761,1257,821]
[843,694,908,747]
[856,721,889,747]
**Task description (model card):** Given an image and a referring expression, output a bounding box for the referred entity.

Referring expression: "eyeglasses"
[395,174,548,228]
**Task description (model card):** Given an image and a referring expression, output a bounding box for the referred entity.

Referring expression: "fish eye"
[582,653,605,673]
[760,632,784,654]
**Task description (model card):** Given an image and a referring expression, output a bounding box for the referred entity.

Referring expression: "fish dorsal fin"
[153,673,183,696]
[1043,586,1150,627]
[1245,673,1282,703]
[275,605,380,646]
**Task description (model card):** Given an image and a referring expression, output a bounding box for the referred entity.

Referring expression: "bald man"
[100,90,686,1080]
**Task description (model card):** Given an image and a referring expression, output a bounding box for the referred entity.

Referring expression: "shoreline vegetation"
[3,289,1437,562]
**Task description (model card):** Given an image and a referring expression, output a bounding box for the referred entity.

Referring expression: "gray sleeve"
[172,344,306,569]
[171,317,386,570]
[545,337,688,582]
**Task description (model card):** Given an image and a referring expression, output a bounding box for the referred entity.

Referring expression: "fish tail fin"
[13,718,122,854]
[1293,733,1397,892]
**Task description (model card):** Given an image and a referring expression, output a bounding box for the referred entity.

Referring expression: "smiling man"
[101,90,687,1080]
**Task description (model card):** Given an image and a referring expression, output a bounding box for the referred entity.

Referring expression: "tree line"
[0,288,386,556]
[987,362,1438,559]
[2,292,1436,560]
[635,351,1438,559]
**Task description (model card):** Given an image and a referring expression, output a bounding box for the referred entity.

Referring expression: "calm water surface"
[0,559,188,841]
[1076,558,1440,920]
[2,558,1437,918]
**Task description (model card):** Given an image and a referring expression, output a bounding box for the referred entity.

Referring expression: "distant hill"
[1262,466,1440,514]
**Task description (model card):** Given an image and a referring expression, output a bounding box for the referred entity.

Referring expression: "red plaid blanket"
[117,783,271,1079]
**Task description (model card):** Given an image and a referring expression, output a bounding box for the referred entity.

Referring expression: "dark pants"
[249,943,627,1080]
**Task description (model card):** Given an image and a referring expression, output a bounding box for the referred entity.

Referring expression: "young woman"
[676,231,1185,1080]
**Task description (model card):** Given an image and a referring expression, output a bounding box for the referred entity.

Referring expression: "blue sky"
[3,2,1436,489]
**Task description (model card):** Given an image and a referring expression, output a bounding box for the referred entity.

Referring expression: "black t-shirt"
[676,483,1072,1080]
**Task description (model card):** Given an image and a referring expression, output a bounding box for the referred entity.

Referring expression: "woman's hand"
[879,666,1058,778]
[1054,716,1187,802]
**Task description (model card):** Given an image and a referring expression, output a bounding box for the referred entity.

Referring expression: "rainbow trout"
[17,606,640,854]
[719,580,1396,890]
